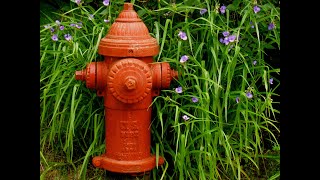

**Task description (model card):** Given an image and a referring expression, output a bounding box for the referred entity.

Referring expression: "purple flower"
[104,19,110,23]
[222,31,230,37]
[70,23,76,27]
[228,35,236,42]
[235,97,240,103]
[103,0,110,6]
[269,78,273,84]
[75,24,82,29]
[50,27,55,32]
[268,22,275,30]
[223,37,230,45]
[51,34,58,41]
[246,92,253,99]
[253,60,257,66]
[182,115,190,121]
[253,6,261,13]
[75,0,81,5]
[180,55,189,63]
[250,21,254,28]
[192,97,199,103]
[59,25,65,30]
[219,38,224,43]
[200,8,207,15]
[55,20,61,25]
[178,31,187,40]
[89,14,94,20]
[175,86,182,93]
[220,5,226,14]
[64,34,72,41]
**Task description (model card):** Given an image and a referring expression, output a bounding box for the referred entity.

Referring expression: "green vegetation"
[40,0,280,179]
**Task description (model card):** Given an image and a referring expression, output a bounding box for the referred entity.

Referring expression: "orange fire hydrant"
[75,3,178,175]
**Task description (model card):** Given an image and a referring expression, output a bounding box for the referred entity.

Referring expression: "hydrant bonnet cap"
[98,3,159,57]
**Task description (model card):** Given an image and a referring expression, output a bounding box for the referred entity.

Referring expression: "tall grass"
[40,0,280,179]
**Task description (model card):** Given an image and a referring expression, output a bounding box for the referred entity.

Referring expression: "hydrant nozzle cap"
[171,70,179,80]
[75,70,86,81]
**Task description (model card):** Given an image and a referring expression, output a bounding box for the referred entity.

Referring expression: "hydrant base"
[92,154,165,174]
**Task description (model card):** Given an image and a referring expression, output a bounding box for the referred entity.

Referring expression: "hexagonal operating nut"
[125,78,136,90]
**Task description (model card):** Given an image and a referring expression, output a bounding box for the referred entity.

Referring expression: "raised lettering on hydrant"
[75,3,178,174]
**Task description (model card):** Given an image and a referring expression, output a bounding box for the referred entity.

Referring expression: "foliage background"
[40,0,280,179]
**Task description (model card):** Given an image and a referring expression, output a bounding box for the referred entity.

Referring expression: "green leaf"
[184,0,200,6]
[99,8,108,15]
[264,43,275,50]
[137,9,146,17]
[227,4,237,11]
[262,3,274,11]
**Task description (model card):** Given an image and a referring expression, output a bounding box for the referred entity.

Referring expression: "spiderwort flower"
[178,31,187,40]
[222,31,230,37]
[269,78,274,84]
[253,5,261,13]
[89,14,94,21]
[220,5,226,14]
[219,38,224,43]
[228,35,236,42]
[268,22,275,30]
[223,37,230,45]
[104,19,110,23]
[70,23,76,27]
[75,24,82,29]
[55,20,61,25]
[253,60,257,66]
[192,97,199,103]
[103,0,110,6]
[250,21,254,28]
[51,34,58,41]
[175,86,182,93]
[75,0,81,5]
[50,27,55,32]
[182,115,190,121]
[180,55,189,63]
[235,97,240,103]
[64,34,72,41]
[246,92,253,99]
[59,25,64,30]
[200,8,207,15]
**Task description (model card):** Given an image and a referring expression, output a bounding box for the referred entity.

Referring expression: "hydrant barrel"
[74,2,178,175]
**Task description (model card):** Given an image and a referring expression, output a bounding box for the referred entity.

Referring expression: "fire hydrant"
[75,3,178,175]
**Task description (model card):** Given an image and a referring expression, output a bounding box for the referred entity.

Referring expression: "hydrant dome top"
[98,3,159,57]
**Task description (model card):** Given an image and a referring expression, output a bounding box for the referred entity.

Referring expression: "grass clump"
[40,0,280,179]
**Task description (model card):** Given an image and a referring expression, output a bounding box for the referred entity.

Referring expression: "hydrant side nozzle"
[75,69,86,81]
[171,69,179,80]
